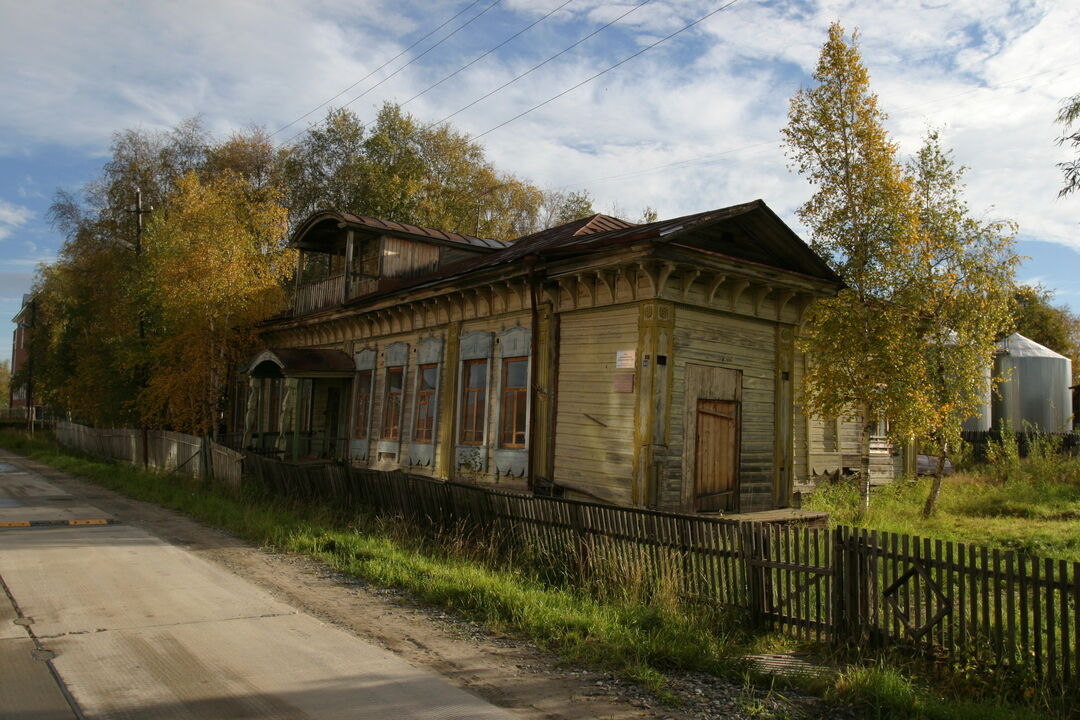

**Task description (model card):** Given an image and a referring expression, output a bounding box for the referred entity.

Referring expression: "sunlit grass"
[806,453,1080,560]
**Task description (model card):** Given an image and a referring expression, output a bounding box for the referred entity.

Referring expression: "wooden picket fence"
[244,454,1080,691]
[54,421,243,489]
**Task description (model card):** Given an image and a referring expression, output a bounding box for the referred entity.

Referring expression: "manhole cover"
[0,463,17,473]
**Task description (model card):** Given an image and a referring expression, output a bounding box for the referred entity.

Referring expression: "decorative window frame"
[377,342,409,462]
[350,348,376,461]
[408,336,443,468]
[494,326,531,478]
[455,330,493,473]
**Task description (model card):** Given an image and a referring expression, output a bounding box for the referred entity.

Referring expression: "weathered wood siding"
[553,305,640,504]
[666,307,777,513]
[381,236,439,279]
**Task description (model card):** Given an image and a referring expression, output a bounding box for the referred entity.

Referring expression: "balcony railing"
[294,274,344,315]
[292,274,382,316]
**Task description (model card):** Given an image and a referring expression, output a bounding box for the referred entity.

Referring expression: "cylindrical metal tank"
[992,333,1074,433]
[962,362,993,432]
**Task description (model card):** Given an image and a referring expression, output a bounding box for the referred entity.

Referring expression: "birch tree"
[901,130,1018,516]
[782,23,921,513]
[139,172,294,435]
[1056,93,1080,198]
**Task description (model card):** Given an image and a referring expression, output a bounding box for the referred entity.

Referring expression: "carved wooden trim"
[774,290,795,321]
[557,277,578,310]
[656,261,676,296]
[728,278,750,310]
[705,273,727,304]
[753,284,774,316]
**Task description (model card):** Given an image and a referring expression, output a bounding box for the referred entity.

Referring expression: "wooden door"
[324,387,341,458]
[694,398,739,512]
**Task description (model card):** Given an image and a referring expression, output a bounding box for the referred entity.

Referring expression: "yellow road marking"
[68,519,109,526]
[0,521,31,527]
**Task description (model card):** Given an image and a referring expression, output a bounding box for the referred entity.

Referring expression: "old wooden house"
[241,202,852,513]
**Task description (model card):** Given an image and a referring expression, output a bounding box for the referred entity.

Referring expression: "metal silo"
[962,362,993,432]
[992,333,1073,433]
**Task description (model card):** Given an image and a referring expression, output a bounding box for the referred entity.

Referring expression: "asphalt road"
[0,453,518,720]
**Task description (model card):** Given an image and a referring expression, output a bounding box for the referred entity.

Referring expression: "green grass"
[806,454,1080,560]
[0,429,1059,718]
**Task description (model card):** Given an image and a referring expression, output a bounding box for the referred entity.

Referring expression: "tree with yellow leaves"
[139,171,294,435]
[784,23,923,513]
[783,24,1017,514]
[902,130,1017,516]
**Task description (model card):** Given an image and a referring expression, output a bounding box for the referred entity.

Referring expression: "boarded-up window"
[460,359,487,445]
[382,367,404,440]
[822,417,837,452]
[500,357,528,448]
[414,364,438,442]
[354,370,372,439]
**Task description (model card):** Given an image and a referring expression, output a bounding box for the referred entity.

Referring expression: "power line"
[473,0,741,139]
[560,140,774,189]
[430,0,654,128]
[553,60,1080,191]
[273,0,489,138]
[401,0,575,110]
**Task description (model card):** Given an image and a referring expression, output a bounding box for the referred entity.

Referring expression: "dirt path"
[9,453,840,720]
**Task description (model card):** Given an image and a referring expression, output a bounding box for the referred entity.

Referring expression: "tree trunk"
[922,440,948,518]
[858,404,873,516]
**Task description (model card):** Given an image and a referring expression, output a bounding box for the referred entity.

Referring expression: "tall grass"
[0,429,1059,718]
[806,444,1080,560]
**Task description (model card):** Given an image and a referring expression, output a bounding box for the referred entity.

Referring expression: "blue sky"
[2,0,1079,365]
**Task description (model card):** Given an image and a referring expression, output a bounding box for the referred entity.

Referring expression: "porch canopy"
[247,348,355,378]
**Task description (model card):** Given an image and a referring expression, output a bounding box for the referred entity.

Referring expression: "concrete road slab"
[0,460,521,719]
[0,466,72,497]
[0,461,115,525]
[0,637,77,719]
[51,613,514,720]
[0,525,293,636]
[1,584,22,640]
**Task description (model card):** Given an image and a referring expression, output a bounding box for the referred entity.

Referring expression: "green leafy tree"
[1056,93,1080,197]
[1012,284,1080,383]
[783,23,921,513]
[902,130,1018,517]
[0,359,10,409]
[280,103,577,240]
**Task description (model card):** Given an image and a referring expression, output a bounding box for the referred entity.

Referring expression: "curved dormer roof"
[290,210,504,252]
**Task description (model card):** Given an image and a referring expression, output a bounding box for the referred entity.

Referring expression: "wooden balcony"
[292,274,382,315]
[294,274,344,315]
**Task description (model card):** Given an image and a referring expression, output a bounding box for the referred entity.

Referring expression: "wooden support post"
[436,322,461,479]
[633,300,674,508]
[773,325,794,508]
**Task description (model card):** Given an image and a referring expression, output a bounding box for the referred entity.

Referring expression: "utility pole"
[127,188,152,467]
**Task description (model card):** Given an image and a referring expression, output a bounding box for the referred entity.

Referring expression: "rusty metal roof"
[393,201,839,289]
[315,200,840,312]
[292,210,504,250]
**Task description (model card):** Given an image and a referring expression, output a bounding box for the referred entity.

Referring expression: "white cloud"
[0,200,33,242]
[0,0,1078,266]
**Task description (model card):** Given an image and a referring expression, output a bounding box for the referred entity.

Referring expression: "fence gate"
[743,523,834,640]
